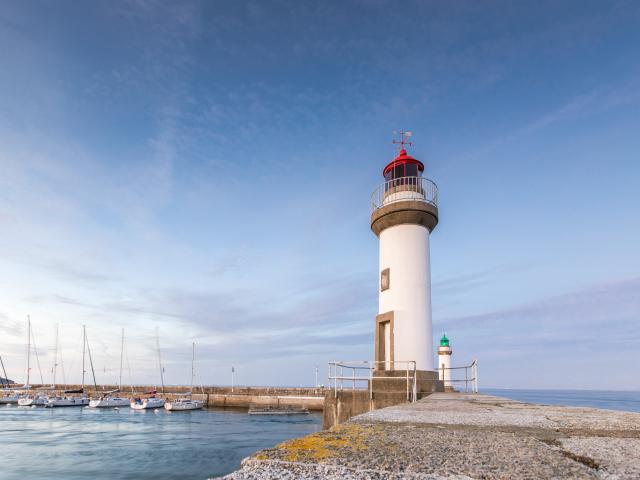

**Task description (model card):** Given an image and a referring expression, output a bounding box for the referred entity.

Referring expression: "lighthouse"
[437,333,452,389]
[370,131,438,372]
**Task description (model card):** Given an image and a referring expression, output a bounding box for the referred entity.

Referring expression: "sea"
[1,389,638,480]
[0,405,322,480]
[482,388,640,413]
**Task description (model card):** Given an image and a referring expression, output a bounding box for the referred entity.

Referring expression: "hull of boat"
[165,400,203,411]
[130,398,165,410]
[0,396,21,404]
[18,396,48,406]
[89,397,130,408]
[46,397,89,407]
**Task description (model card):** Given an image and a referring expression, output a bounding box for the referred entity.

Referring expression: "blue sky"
[1,1,638,390]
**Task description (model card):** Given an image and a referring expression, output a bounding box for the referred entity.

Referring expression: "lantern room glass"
[384,161,422,182]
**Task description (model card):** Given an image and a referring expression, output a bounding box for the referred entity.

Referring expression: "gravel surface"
[220,460,474,479]
[215,393,640,479]
[560,437,640,479]
[353,393,640,431]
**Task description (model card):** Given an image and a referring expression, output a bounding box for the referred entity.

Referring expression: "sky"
[0,1,638,390]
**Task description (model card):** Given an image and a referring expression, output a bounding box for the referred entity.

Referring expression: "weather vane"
[392,129,413,151]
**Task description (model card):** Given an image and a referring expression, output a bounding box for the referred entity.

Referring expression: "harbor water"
[483,388,640,413]
[2,390,638,480]
[0,405,322,480]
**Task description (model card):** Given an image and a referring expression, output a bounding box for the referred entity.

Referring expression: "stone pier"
[219,392,640,479]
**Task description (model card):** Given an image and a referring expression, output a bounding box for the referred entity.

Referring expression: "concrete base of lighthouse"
[370,370,443,397]
[323,373,443,429]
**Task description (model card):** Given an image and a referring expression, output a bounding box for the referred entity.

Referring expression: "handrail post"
[369,361,373,402]
[333,363,337,399]
[413,361,417,402]
[465,365,468,393]
[474,360,478,393]
[405,366,409,401]
[352,368,355,391]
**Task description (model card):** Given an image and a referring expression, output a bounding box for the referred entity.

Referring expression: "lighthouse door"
[382,322,391,370]
[375,312,394,371]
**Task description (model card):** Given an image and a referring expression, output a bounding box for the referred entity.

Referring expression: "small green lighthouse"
[437,332,452,390]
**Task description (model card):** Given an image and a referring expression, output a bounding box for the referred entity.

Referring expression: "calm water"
[3,391,639,480]
[483,388,640,413]
[0,405,321,480]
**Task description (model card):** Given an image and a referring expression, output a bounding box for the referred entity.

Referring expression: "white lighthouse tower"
[437,333,452,389]
[371,131,438,372]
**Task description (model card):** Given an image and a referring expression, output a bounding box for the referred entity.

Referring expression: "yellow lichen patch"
[274,424,372,462]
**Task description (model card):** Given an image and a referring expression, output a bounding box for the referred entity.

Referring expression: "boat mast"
[119,328,124,391]
[30,322,45,386]
[85,329,98,392]
[81,325,86,392]
[190,342,195,397]
[155,327,164,394]
[26,315,31,387]
[52,325,59,388]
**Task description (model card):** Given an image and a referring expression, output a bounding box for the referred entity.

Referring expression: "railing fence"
[439,359,478,393]
[328,360,418,402]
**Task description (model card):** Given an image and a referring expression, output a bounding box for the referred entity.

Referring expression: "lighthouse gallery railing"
[371,176,438,213]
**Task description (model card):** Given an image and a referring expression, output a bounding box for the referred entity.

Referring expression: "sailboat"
[46,326,91,407]
[89,329,130,408]
[131,328,166,410]
[0,326,24,405]
[18,317,49,406]
[165,342,204,411]
[0,353,23,405]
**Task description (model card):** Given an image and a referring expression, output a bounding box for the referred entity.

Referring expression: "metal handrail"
[328,360,418,403]
[439,359,478,393]
[371,176,438,213]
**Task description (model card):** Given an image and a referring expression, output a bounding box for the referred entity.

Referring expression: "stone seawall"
[218,392,640,479]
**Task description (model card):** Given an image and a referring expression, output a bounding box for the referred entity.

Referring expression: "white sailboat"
[131,327,166,410]
[0,392,23,404]
[89,329,130,408]
[0,335,24,404]
[165,342,204,411]
[18,315,49,407]
[46,325,90,408]
[130,395,165,410]
[18,393,49,406]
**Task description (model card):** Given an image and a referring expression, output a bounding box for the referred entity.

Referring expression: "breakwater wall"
[7,384,325,411]
[218,392,640,479]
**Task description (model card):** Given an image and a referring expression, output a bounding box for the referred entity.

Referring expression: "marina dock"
[2,385,325,411]
[218,392,640,479]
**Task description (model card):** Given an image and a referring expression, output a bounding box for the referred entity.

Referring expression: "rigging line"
[124,335,134,394]
[65,329,83,388]
[155,327,165,394]
[119,328,124,390]
[193,345,204,394]
[25,316,31,386]
[59,342,67,387]
[30,323,45,386]
[52,324,59,387]
[0,355,8,388]
[85,330,99,392]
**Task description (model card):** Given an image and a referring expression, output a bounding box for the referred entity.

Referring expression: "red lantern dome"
[383,148,424,181]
